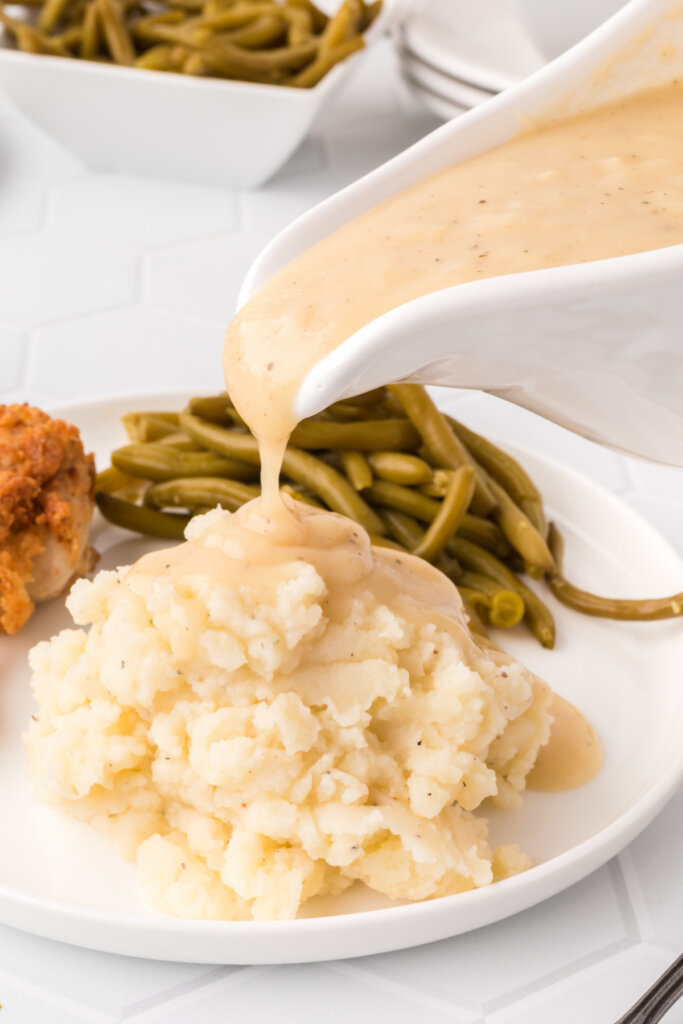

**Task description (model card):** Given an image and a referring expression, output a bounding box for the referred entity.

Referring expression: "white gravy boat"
[239,0,683,466]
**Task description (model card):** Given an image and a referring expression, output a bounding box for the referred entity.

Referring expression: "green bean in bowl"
[95,386,683,647]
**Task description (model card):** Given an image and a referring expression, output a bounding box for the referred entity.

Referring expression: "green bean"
[97,0,135,63]
[79,0,100,56]
[280,484,323,508]
[369,534,406,551]
[413,466,475,562]
[547,524,683,621]
[367,451,432,486]
[38,0,72,33]
[133,9,185,31]
[289,34,362,87]
[96,492,190,539]
[180,411,384,535]
[364,480,441,522]
[379,509,425,550]
[379,509,462,578]
[53,23,84,46]
[155,0,204,9]
[388,385,496,516]
[145,477,259,512]
[179,410,261,464]
[448,536,556,648]
[223,14,286,48]
[457,585,491,618]
[202,0,241,15]
[458,571,525,628]
[319,0,361,49]
[183,51,209,73]
[340,451,373,491]
[364,479,507,555]
[190,47,283,83]
[158,431,202,451]
[122,412,180,443]
[289,418,419,451]
[456,588,489,636]
[194,2,287,29]
[434,551,462,581]
[457,515,510,558]
[111,443,257,482]
[135,42,185,69]
[130,19,193,44]
[0,10,69,54]
[419,476,514,559]
[419,468,452,496]
[285,0,328,33]
[446,415,547,537]
[95,465,143,499]
[203,35,318,70]
[484,475,554,575]
[284,6,312,45]
[381,390,409,418]
[282,449,384,534]
[336,387,388,408]
[326,401,377,421]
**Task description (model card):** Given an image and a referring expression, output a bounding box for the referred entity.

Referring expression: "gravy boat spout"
[239,0,683,466]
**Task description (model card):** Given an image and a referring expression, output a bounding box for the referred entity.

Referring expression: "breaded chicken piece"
[0,404,97,635]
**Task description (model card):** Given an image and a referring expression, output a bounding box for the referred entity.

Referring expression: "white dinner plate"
[1,390,682,964]
[401,0,545,94]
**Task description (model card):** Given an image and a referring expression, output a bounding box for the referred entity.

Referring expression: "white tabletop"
[0,40,682,1024]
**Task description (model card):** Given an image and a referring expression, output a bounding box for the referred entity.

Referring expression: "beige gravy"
[128,495,478,636]
[528,694,603,791]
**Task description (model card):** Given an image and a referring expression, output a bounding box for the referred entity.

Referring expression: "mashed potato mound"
[26,507,552,921]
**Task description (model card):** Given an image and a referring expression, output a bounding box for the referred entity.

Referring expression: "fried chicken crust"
[0,404,96,634]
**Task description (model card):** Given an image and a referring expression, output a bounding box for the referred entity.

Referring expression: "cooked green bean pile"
[95,384,683,646]
[0,0,380,86]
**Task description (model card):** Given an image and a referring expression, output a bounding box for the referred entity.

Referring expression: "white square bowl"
[0,3,389,186]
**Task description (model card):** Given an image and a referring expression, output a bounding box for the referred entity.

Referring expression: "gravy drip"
[528,694,602,791]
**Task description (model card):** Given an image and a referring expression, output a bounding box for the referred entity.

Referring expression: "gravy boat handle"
[239,0,683,467]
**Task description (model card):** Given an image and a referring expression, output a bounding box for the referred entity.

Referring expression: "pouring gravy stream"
[218,82,683,794]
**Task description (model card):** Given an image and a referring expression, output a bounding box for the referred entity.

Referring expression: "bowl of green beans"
[0,0,386,185]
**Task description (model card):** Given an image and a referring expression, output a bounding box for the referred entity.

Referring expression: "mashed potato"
[26,506,552,921]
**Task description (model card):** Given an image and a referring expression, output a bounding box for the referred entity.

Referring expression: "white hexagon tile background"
[0,40,682,1024]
